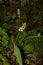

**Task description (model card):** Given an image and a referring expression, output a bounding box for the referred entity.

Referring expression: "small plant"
[0,0,43,65]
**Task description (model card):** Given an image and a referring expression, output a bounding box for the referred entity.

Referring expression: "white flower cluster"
[19,22,26,32]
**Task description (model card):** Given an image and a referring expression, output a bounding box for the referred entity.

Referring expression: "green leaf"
[17,31,27,46]
[0,54,10,65]
[23,44,34,53]
[27,29,37,36]
[17,29,43,56]
[0,27,9,46]
[14,44,23,65]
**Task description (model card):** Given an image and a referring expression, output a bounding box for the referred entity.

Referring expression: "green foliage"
[4,13,16,23]
[0,47,3,53]
[14,44,23,65]
[17,31,27,46]
[23,44,34,53]
[17,29,43,56]
[2,23,10,31]
[21,14,27,21]
[0,0,43,65]
[0,27,9,46]
[0,54,10,65]
[8,36,15,48]
[0,26,43,64]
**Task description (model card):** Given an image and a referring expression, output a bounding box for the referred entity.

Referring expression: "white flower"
[17,8,20,18]
[19,22,26,32]
[38,33,40,36]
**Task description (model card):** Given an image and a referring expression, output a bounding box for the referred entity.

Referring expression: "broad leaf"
[14,44,23,65]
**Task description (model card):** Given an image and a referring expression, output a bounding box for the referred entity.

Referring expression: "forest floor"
[0,0,43,65]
